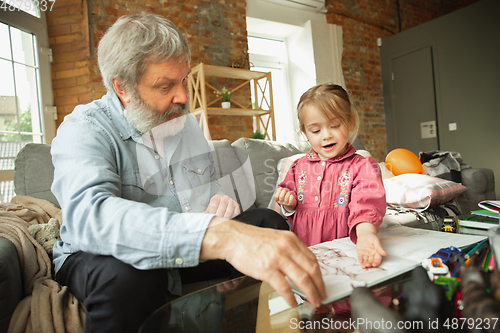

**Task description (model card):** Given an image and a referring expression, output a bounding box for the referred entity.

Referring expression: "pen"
[489,253,496,271]
[484,252,492,272]
[465,239,488,259]
[473,246,489,269]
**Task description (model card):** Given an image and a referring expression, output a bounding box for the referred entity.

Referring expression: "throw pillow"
[383,173,467,211]
[232,138,302,209]
[267,153,305,213]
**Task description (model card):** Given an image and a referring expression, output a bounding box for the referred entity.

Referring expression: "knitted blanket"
[0,196,84,333]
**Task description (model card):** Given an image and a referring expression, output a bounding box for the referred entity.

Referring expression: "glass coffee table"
[138,271,413,333]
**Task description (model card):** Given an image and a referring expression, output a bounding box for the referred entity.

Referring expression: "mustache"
[123,92,189,134]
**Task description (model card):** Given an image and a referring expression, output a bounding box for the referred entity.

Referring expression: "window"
[0,0,41,17]
[0,5,55,202]
[248,36,295,143]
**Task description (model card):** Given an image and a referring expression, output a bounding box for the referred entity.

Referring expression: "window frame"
[0,5,55,183]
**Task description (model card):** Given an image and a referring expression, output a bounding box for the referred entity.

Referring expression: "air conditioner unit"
[264,0,326,13]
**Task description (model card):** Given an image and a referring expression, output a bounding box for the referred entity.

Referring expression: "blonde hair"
[297,84,359,142]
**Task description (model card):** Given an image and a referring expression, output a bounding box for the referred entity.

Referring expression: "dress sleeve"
[278,159,299,197]
[347,157,386,243]
[277,159,299,216]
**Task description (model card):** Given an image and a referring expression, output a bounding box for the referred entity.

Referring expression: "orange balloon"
[385,148,423,176]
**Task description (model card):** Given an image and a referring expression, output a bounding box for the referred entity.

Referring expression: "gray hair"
[98,13,191,93]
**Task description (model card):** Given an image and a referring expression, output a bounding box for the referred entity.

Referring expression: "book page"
[290,225,485,304]
[479,200,500,213]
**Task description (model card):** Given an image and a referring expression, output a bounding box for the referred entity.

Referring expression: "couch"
[0,137,496,332]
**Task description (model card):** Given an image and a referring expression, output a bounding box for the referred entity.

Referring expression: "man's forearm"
[200,216,326,308]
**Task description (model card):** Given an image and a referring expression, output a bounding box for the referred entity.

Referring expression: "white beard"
[123,91,188,135]
[149,114,187,139]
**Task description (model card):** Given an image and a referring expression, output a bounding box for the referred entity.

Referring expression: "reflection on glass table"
[139,271,413,333]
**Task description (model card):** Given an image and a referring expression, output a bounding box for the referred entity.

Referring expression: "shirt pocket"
[182,157,212,189]
[181,158,212,209]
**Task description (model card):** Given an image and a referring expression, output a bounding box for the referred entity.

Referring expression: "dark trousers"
[55,208,288,333]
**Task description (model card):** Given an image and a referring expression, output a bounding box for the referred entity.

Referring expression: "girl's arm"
[348,156,387,268]
[355,222,387,268]
[276,159,300,214]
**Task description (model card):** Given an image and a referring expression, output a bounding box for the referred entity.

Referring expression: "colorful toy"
[422,257,450,280]
[430,246,462,264]
[434,276,460,301]
[440,217,459,233]
[385,148,423,176]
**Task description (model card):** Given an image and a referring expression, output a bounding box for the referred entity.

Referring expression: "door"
[389,46,439,155]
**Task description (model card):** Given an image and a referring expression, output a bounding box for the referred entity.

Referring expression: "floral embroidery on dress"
[298,171,307,185]
[334,171,351,207]
[335,195,347,206]
[297,170,307,204]
[338,172,351,188]
[306,150,319,160]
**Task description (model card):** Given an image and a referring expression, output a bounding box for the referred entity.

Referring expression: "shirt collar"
[306,143,356,162]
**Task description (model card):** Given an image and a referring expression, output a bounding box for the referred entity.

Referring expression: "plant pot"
[221,101,231,109]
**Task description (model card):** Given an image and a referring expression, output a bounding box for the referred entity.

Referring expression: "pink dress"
[278,144,386,247]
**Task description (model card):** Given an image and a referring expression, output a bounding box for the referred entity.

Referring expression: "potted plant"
[250,129,266,140]
[215,87,231,108]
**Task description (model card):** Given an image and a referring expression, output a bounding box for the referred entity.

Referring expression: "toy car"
[422,257,450,280]
[440,216,458,233]
[430,246,462,264]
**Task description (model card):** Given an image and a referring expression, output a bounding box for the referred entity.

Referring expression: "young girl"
[274,84,387,269]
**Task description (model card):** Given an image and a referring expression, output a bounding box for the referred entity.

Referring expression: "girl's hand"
[274,187,298,212]
[355,223,387,269]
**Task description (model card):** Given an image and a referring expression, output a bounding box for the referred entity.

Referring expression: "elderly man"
[51,13,325,332]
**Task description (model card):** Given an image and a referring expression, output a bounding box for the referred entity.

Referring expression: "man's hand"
[274,187,298,213]
[200,219,326,308]
[204,194,240,219]
[355,223,387,269]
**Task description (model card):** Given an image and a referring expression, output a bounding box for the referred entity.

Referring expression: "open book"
[290,225,485,305]
[478,200,500,214]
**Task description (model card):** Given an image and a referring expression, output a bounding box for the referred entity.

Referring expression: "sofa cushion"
[209,139,256,211]
[232,138,303,209]
[383,173,467,211]
[14,143,60,208]
[0,237,23,333]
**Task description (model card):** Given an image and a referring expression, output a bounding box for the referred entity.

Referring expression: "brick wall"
[325,0,480,162]
[46,0,252,142]
[46,0,480,150]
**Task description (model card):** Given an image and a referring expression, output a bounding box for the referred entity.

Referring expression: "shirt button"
[317,176,321,181]
[197,169,202,173]
[154,155,160,160]
[322,161,326,166]
[175,257,183,265]
[170,180,174,185]
[315,196,319,201]
[185,206,190,211]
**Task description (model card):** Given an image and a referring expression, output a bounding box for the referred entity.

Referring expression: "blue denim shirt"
[51,92,222,295]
